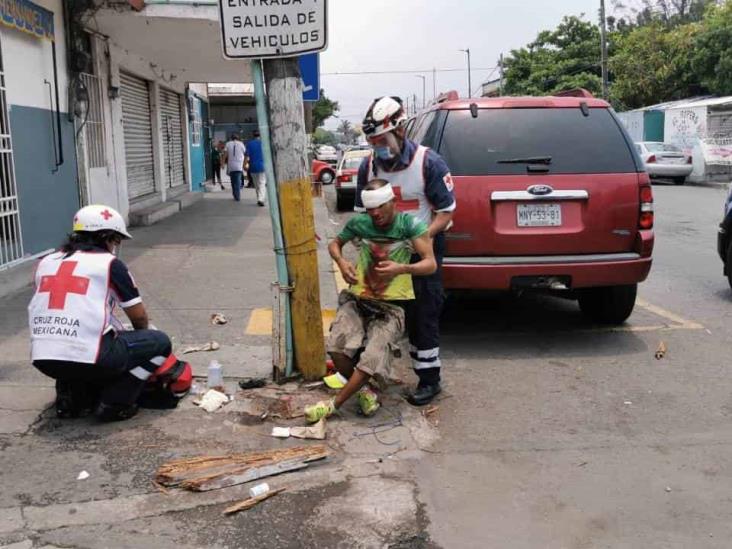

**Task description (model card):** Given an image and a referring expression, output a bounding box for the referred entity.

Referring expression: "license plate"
[517,203,562,227]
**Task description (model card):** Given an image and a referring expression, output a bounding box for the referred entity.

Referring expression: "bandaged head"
[361,183,395,209]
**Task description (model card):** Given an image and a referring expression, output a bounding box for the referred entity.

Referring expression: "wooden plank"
[223,488,286,515]
[188,458,311,492]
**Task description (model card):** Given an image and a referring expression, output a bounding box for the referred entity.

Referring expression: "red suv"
[407,90,654,324]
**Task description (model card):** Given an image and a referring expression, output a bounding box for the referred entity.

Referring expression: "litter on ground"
[223,487,286,515]
[194,389,230,412]
[211,313,229,325]
[271,419,327,440]
[180,341,220,354]
[655,341,667,360]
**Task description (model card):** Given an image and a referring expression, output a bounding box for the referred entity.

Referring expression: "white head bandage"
[361,183,395,209]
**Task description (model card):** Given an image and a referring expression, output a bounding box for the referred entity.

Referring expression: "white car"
[635,142,693,185]
[335,148,370,211]
[315,145,338,164]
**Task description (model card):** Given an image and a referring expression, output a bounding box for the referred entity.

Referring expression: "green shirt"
[338,212,428,301]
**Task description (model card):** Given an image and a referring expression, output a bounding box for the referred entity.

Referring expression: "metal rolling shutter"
[120,72,155,199]
[160,88,186,188]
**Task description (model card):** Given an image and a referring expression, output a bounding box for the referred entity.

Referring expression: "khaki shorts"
[326,292,406,379]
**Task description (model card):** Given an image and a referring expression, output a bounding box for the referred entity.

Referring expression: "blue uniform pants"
[406,234,445,386]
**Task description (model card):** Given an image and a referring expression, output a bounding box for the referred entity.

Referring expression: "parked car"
[315,145,338,164]
[408,89,654,324]
[312,159,335,185]
[717,184,732,289]
[335,148,371,211]
[635,141,693,184]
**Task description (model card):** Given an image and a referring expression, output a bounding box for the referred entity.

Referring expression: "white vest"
[28,251,117,364]
[371,145,432,226]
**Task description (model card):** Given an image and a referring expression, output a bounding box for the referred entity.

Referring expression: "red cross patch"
[100,209,113,221]
[39,261,90,310]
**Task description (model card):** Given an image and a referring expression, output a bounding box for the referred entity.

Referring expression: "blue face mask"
[374,146,395,161]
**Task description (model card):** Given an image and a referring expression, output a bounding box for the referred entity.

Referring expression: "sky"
[320,0,601,131]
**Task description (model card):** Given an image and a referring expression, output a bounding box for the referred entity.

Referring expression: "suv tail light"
[639,179,654,230]
[337,174,350,183]
[646,154,657,163]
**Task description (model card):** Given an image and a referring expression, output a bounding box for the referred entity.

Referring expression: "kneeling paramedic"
[304,179,437,423]
[28,205,188,421]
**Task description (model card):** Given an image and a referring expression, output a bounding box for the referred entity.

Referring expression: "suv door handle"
[491,190,589,201]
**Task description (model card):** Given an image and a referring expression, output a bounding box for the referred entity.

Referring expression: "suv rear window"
[438,108,639,176]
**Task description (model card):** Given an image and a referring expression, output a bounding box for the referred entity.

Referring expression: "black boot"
[95,402,139,422]
[406,383,441,406]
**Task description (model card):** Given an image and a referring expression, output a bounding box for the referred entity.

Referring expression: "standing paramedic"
[28,205,173,421]
[357,96,456,406]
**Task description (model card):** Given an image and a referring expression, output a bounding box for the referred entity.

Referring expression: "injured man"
[304,179,437,422]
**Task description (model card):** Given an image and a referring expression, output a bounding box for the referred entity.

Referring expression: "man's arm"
[124,303,149,330]
[328,236,358,285]
[374,233,436,278]
[423,150,456,237]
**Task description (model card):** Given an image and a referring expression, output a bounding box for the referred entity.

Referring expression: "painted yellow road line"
[636,298,704,329]
[246,308,336,336]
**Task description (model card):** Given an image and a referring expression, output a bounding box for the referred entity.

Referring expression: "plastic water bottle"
[207,360,224,389]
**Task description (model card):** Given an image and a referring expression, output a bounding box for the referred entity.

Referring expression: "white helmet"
[362,96,407,138]
[72,205,132,239]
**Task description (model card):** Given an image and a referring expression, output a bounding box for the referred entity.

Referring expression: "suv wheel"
[320,170,334,185]
[674,176,686,185]
[578,284,637,324]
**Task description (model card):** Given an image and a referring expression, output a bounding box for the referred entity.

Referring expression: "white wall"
[1,0,69,111]
[665,106,708,180]
[617,111,644,143]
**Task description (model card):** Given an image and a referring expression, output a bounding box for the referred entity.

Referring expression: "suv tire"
[674,176,686,185]
[578,284,637,324]
[727,243,732,290]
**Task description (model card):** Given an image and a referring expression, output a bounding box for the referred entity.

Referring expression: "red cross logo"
[100,209,113,220]
[39,261,90,310]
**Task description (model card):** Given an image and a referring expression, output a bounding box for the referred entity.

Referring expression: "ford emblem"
[527,184,553,196]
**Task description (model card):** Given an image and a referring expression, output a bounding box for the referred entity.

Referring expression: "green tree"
[337,119,359,145]
[503,16,603,97]
[312,89,339,128]
[312,127,337,145]
[610,21,703,109]
[611,0,719,29]
[691,1,732,95]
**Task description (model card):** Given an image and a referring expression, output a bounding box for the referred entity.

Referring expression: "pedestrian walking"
[246,130,267,207]
[211,140,224,189]
[27,205,182,421]
[224,133,246,202]
[357,96,456,406]
[304,179,437,422]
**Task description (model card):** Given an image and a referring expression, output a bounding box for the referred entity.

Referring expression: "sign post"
[219,0,328,380]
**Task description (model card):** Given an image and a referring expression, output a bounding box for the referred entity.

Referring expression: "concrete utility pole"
[460,48,472,97]
[600,0,609,100]
[415,74,426,108]
[262,57,325,381]
[499,52,504,96]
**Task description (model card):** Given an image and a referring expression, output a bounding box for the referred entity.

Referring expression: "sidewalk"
[0,189,436,549]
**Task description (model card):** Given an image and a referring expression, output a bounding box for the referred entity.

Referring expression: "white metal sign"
[218,0,327,59]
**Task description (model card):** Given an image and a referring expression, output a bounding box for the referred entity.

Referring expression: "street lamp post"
[459,48,472,98]
[415,75,426,108]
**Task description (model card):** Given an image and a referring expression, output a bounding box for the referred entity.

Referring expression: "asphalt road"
[324,181,732,549]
